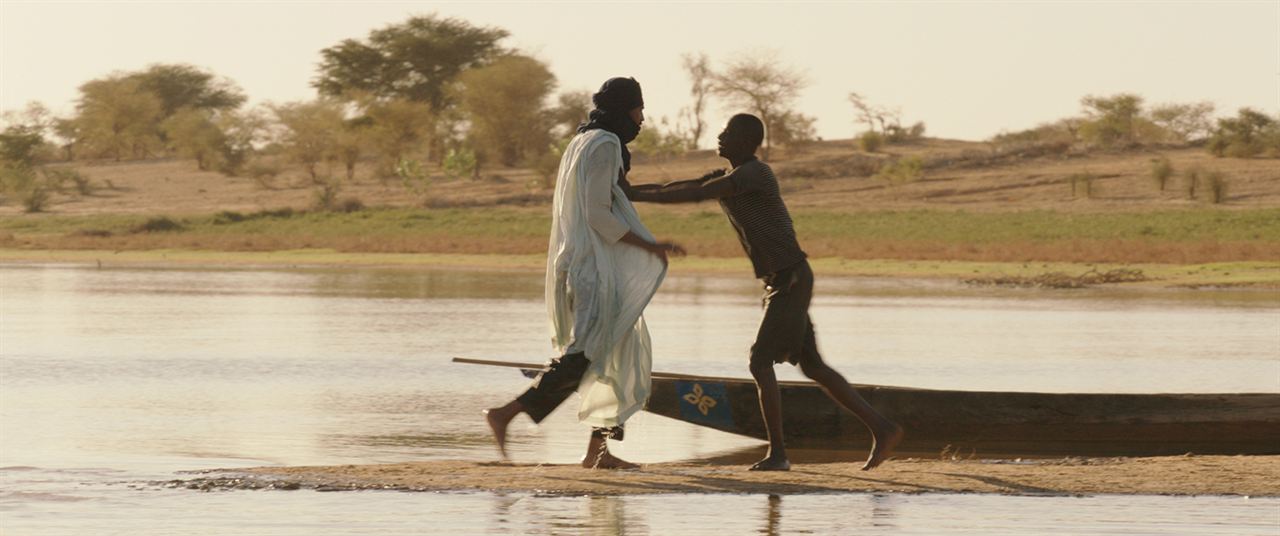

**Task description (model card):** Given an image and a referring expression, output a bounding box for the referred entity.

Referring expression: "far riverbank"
[2,248,1277,289]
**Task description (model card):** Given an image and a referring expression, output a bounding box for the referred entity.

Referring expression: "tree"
[359,97,434,177]
[771,109,817,147]
[1079,93,1144,147]
[1207,107,1278,158]
[1,103,69,212]
[679,52,713,149]
[1,102,52,135]
[848,92,887,135]
[547,90,592,140]
[632,117,686,160]
[0,102,52,166]
[128,64,246,119]
[455,54,556,169]
[52,118,83,161]
[61,66,245,162]
[160,106,262,174]
[712,52,807,159]
[0,120,48,209]
[314,14,508,110]
[1149,102,1215,143]
[161,108,225,170]
[847,92,922,145]
[0,125,44,168]
[213,108,265,176]
[334,119,366,182]
[75,76,164,160]
[271,100,346,182]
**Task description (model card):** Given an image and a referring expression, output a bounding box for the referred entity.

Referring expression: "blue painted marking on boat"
[676,380,734,430]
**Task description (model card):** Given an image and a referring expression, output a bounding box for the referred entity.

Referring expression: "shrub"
[1207,108,1277,159]
[1264,123,1280,158]
[530,138,571,188]
[990,120,1076,155]
[337,197,364,213]
[312,177,341,211]
[212,210,247,224]
[216,144,251,176]
[858,131,884,152]
[1205,171,1229,204]
[1206,136,1229,157]
[1068,172,1096,199]
[884,121,926,143]
[1,165,51,212]
[1149,157,1173,192]
[245,159,282,190]
[131,217,183,233]
[0,125,45,168]
[443,148,477,179]
[1182,165,1203,200]
[213,208,295,224]
[771,110,818,147]
[632,126,687,159]
[875,156,923,188]
[21,186,51,213]
[908,121,926,139]
[1224,140,1264,159]
[396,158,430,199]
[43,167,92,196]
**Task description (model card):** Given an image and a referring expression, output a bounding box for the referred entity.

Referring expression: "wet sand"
[180,455,1280,497]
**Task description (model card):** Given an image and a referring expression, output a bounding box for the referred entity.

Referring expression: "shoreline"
[170,455,1280,497]
[3,248,1278,289]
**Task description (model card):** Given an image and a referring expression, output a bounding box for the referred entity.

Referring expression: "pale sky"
[2,1,1277,144]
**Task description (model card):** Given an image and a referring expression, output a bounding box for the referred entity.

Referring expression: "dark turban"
[578,77,644,172]
[592,77,644,113]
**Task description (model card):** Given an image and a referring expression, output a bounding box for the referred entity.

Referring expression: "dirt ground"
[174,455,1280,497]
[8,139,1279,216]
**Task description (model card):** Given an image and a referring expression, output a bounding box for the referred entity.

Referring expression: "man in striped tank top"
[626,114,904,471]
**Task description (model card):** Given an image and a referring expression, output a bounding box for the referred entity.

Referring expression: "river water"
[1,263,1277,534]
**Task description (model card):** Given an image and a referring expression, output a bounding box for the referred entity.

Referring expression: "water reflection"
[585,495,647,536]
[761,494,781,536]
[308,268,546,301]
[2,264,1279,535]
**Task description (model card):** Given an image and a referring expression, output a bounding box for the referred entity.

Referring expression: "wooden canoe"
[454,357,1280,457]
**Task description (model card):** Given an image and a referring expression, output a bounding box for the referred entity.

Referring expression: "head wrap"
[592,77,643,113]
[578,77,644,172]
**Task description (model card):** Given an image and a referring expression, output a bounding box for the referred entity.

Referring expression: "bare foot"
[862,423,904,471]
[483,407,512,460]
[584,450,640,470]
[749,454,791,471]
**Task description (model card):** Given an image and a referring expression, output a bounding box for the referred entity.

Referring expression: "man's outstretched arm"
[626,169,741,203]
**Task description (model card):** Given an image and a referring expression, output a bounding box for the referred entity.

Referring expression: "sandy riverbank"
[174,455,1280,497]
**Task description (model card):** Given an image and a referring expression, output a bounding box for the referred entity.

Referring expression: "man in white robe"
[485,77,682,469]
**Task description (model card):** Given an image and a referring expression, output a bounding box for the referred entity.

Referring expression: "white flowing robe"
[546,129,666,429]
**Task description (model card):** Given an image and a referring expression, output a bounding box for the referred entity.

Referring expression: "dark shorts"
[750,260,822,368]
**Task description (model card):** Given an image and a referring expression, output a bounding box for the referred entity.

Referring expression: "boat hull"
[455,358,1280,457]
[648,377,1280,456]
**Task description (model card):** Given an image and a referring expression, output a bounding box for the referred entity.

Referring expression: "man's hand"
[645,240,686,265]
[619,232,686,265]
[653,240,686,258]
